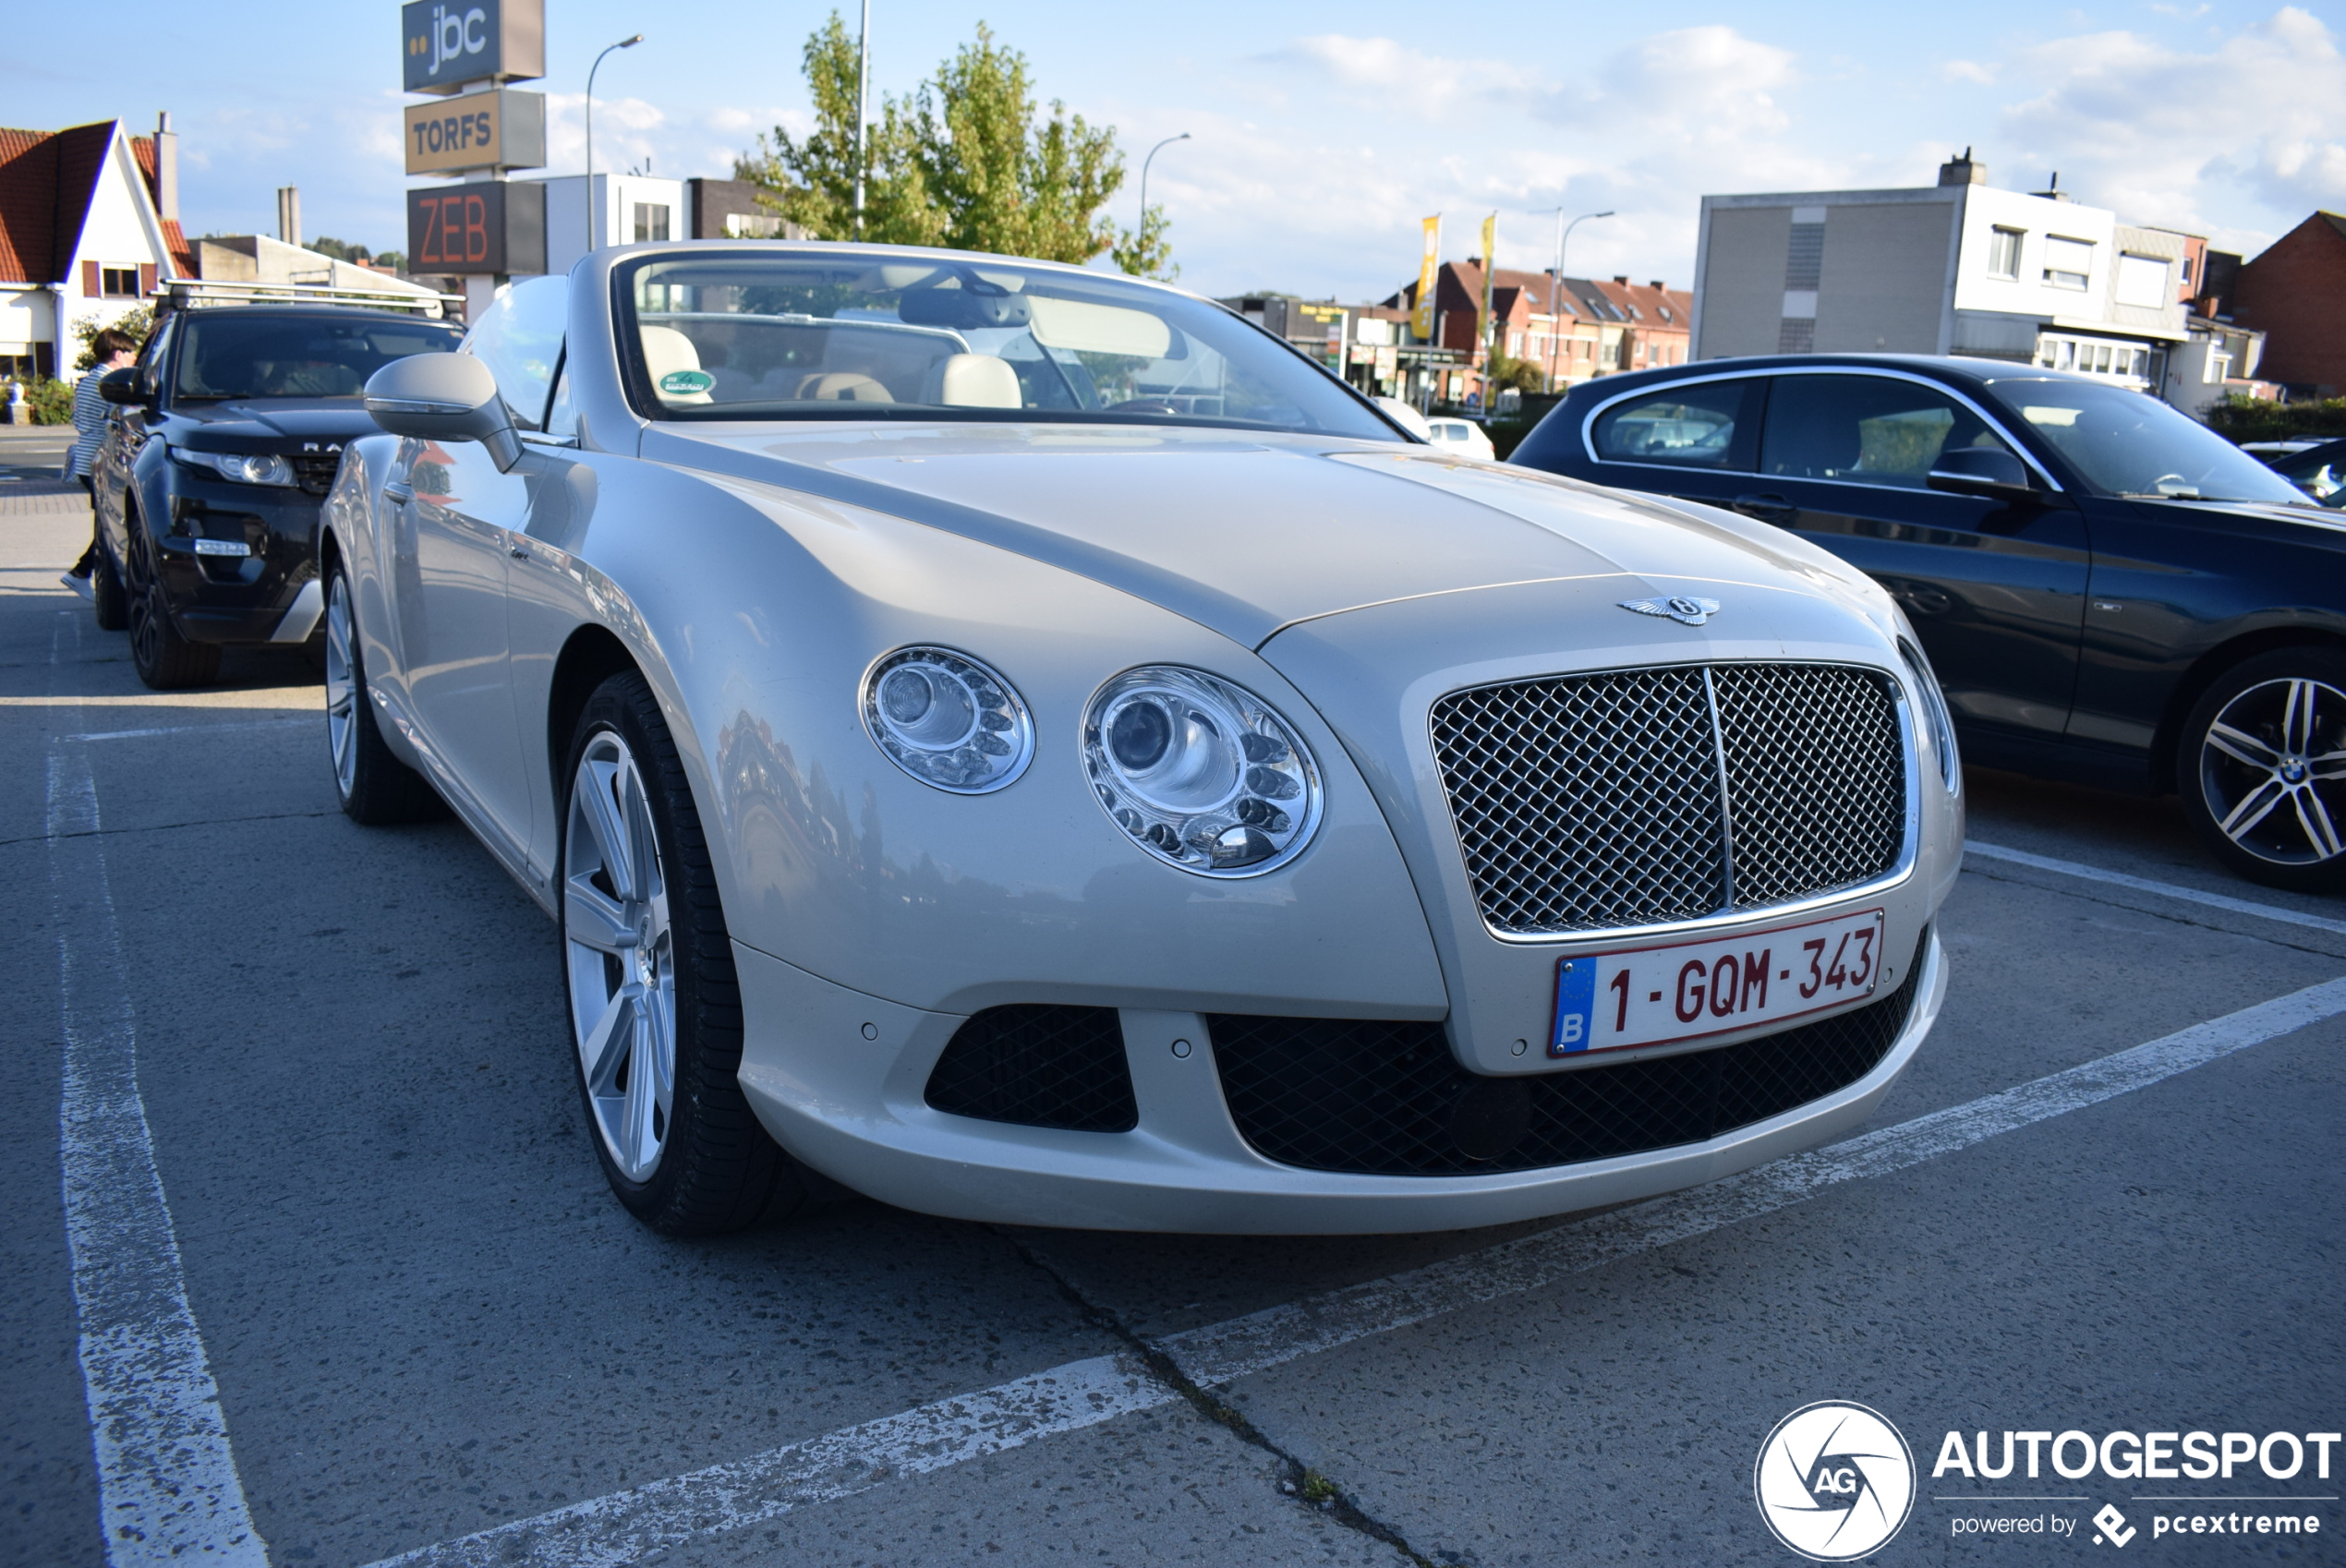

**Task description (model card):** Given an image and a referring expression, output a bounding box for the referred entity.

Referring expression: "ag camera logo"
[1756,1401,1917,1560]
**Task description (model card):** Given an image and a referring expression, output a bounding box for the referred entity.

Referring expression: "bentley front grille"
[1429,662,1908,935]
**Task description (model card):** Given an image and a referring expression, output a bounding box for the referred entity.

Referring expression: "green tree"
[1109,203,1175,281]
[1484,353,1546,395]
[72,306,154,369]
[735,16,1164,271]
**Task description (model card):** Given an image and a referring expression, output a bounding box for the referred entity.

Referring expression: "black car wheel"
[124,521,221,690]
[2178,647,2346,893]
[324,563,443,825]
[91,532,128,633]
[559,670,808,1234]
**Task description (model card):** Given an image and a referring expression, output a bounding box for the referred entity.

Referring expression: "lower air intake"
[1209,934,1923,1176]
[925,1004,1139,1133]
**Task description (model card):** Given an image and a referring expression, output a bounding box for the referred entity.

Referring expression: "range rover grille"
[1429,662,1907,935]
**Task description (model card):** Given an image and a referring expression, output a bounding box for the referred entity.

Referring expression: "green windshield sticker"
[659,369,715,395]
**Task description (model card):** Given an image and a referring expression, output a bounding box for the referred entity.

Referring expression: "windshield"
[614,250,1397,440]
[175,314,462,401]
[1988,378,2310,505]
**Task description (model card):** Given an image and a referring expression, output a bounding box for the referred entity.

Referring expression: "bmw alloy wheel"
[2197,675,2346,869]
[562,730,677,1183]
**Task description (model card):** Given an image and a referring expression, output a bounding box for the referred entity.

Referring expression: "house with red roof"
[0,115,192,380]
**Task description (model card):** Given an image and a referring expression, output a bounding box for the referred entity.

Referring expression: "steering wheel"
[1109,398,1180,416]
[795,372,893,403]
[2149,472,2192,495]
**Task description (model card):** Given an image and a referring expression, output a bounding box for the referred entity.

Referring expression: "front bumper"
[733,926,1947,1234]
[153,472,325,644]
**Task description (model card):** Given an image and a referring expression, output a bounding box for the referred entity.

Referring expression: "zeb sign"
[405,181,545,274]
[400,0,545,95]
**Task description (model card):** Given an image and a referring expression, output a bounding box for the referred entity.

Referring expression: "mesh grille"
[1430,662,1906,935]
[1209,933,1922,1176]
[924,1005,1138,1133]
[289,453,339,496]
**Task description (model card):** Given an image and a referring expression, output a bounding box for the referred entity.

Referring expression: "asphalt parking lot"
[7,464,2343,1568]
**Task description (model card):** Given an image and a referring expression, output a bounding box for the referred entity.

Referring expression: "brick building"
[1388,260,1689,404]
[2231,211,2346,396]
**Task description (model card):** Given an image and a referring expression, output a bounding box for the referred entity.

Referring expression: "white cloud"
[1278,34,1539,119]
[1995,6,2346,236]
[1942,59,1999,84]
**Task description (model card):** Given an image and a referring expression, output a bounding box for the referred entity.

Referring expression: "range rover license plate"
[1549,909,1885,1057]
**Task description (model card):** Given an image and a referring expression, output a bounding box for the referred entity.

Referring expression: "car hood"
[649,423,1880,649]
[163,398,381,450]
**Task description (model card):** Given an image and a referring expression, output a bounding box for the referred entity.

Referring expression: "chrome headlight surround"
[860,645,1034,794]
[1083,666,1324,876]
[174,449,297,487]
[1899,638,1961,791]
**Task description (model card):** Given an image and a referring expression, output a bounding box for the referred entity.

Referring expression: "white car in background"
[325,241,1957,1236]
[1424,416,1496,460]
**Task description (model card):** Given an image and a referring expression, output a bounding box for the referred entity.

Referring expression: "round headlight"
[860,646,1034,793]
[1083,666,1323,876]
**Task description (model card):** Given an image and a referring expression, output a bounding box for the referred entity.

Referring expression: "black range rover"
[90,300,462,687]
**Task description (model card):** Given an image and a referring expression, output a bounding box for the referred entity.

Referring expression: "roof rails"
[151,277,465,319]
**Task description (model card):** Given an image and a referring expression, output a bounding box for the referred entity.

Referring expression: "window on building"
[2043,236,2093,290]
[633,203,671,242]
[2115,253,2170,308]
[1987,227,2023,279]
[723,211,784,238]
[1506,332,1523,356]
[2206,352,2231,385]
[2181,255,2195,284]
[100,266,140,298]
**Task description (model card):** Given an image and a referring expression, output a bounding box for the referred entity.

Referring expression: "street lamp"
[1547,208,1614,392]
[585,33,645,256]
[854,0,870,235]
[1138,132,1190,235]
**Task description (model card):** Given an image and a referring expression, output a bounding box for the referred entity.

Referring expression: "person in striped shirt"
[64,327,141,580]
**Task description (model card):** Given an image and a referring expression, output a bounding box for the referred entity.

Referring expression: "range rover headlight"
[1900,638,1961,791]
[176,450,296,487]
[861,646,1034,793]
[1084,666,1323,875]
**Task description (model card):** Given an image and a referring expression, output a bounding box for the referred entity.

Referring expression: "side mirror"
[364,353,521,472]
[96,366,148,406]
[1928,445,2037,502]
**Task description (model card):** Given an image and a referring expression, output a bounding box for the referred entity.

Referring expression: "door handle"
[381,479,414,505]
[1732,492,1796,524]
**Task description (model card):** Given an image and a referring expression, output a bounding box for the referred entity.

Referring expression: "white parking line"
[65,717,315,743]
[364,972,2346,1568]
[1966,838,2346,939]
[46,647,271,1564]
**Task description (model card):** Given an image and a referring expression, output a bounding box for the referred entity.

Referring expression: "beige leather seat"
[920,353,1022,409]
[639,325,712,405]
[792,371,895,403]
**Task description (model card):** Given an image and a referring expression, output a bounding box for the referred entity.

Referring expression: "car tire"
[124,520,221,690]
[2177,646,2346,894]
[324,563,443,825]
[560,670,808,1235]
[91,533,128,632]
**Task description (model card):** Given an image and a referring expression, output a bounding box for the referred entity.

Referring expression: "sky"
[8,1,2344,303]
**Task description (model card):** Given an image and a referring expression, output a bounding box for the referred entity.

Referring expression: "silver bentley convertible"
[324,243,1960,1235]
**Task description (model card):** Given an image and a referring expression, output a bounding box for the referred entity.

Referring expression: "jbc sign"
[406,181,544,274]
[401,0,544,94]
[403,90,545,176]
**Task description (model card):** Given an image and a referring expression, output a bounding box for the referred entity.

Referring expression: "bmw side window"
[1590,380,1756,467]
[464,274,569,432]
[1760,375,2012,490]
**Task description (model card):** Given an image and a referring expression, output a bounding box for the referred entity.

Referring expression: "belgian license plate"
[1550,909,1885,1057]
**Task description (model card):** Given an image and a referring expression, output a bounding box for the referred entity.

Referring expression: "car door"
[384,428,535,859]
[1578,376,1766,513]
[1743,372,2092,742]
[94,315,174,563]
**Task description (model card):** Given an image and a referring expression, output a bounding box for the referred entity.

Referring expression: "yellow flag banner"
[1411,216,1440,341]
[1480,212,1497,342]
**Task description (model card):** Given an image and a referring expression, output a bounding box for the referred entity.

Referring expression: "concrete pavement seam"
[346,971,2346,1568]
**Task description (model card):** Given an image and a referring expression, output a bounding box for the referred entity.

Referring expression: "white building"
[1691,153,2193,400]
[0,115,190,380]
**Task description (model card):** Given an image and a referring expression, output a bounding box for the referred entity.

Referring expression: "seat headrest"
[920,353,1022,410]
[639,325,711,404]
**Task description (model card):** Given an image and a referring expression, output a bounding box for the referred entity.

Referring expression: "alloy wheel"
[127,536,163,674]
[2198,676,2346,867]
[562,730,676,1183]
[324,575,358,799]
